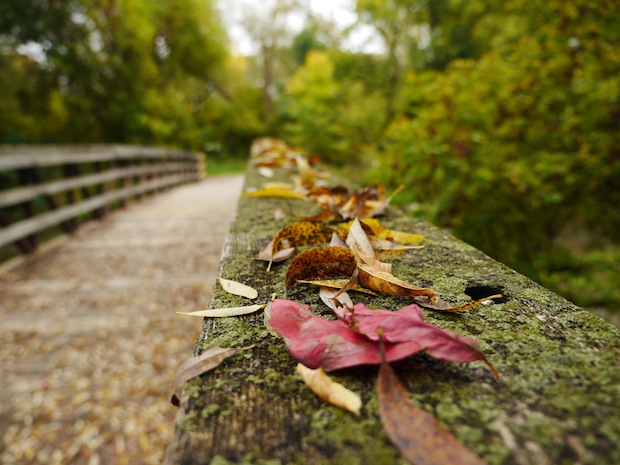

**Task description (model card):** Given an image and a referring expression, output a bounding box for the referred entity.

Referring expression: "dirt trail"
[0,174,245,465]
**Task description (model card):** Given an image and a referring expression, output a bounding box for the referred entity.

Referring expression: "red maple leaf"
[267,299,497,376]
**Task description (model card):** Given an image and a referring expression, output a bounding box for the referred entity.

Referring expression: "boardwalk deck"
[0,174,244,465]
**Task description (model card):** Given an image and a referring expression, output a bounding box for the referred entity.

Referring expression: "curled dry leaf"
[358,263,437,300]
[267,299,498,376]
[319,286,354,310]
[307,185,350,209]
[285,246,357,291]
[337,184,390,219]
[347,218,437,300]
[177,304,265,318]
[296,363,362,416]
[250,137,295,167]
[273,208,287,222]
[257,167,274,178]
[294,153,316,190]
[218,277,258,299]
[256,239,296,263]
[171,345,254,406]
[329,231,348,248]
[377,361,487,465]
[345,217,379,265]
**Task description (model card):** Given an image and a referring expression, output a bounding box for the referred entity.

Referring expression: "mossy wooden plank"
[165,165,620,465]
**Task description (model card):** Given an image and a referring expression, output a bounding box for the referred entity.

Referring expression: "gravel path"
[0,174,245,465]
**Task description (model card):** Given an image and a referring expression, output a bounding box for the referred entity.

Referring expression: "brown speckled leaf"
[285,246,357,291]
[272,221,335,254]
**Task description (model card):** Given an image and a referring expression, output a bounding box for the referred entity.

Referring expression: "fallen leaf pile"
[175,137,504,464]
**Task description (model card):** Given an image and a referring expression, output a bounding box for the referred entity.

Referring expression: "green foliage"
[535,247,620,310]
[2,0,618,312]
[0,0,264,151]
[364,0,620,311]
[279,51,384,164]
[291,27,326,66]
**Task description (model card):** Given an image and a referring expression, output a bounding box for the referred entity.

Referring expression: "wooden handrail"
[0,144,202,169]
[0,144,205,254]
[165,142,620,465]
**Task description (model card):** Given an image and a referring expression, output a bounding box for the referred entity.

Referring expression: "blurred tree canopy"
[364,0,619,280]
[1,0,618,311]
[0,0,264,155]
[275,0,620,311]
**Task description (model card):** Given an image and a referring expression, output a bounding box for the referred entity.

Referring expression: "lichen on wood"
[165,165,620,465]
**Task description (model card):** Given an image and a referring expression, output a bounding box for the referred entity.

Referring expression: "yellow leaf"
[296,363,362,416]
[319,286,354,310]
[177,304,265,317]
[296,279,378,295]
[218,277,258,299]
[341,218,424,244]
[243,185,305,200]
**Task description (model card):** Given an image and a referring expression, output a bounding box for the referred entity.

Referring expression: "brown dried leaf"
[285,246,357,291]
[171,345,254,406]
[296,207,342,222]
[307,185,350,208]
[360,184,404,218]
[358,263,437,300]
[377,361,487,465]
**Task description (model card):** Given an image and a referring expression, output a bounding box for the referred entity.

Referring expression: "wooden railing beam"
[0,145,205,255]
